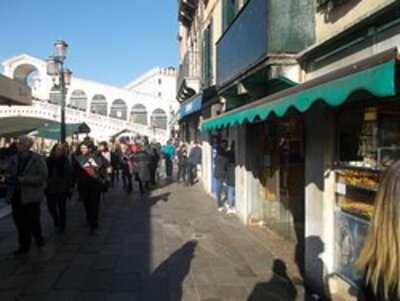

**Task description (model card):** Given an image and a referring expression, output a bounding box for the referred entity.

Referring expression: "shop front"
[246,116,305,241]
[202,48,399,295]
[178,93,203,143]
[333,99,400,285]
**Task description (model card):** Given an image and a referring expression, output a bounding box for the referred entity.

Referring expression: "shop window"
[334,102,400,284]
[337,103,400,169]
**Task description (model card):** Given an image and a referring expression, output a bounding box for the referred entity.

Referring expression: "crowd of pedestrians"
[0,135,188,256]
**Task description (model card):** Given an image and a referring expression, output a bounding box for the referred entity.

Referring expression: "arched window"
[151,108,167,130]
[49,86,61,105]
[130,104,148,125]
[69,90,88,111]
[110,99,127,120]
[90,94,107,116]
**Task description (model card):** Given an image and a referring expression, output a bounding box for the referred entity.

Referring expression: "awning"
[202,49,397,130]
[178,93,202,120]
[33,122,91,140]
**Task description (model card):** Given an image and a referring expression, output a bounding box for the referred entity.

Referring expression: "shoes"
[218,207,225,212]
[13,247,29,256]
[226,208,237,215]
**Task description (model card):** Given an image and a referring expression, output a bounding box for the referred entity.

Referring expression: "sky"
[0,0,178,87]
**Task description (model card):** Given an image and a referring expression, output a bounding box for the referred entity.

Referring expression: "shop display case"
[334,102,400,284]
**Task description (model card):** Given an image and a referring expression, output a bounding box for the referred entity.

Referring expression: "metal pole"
[59,61,66,143]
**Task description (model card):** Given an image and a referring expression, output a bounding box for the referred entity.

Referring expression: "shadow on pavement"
[248,259,298,301]
[141,240,198,301]
[148,192,171,206]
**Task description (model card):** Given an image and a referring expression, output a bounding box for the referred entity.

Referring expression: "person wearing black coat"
[45,143,72,233]
[73,141,108,234]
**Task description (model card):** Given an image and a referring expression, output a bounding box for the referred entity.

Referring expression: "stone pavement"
[0,180,306,301]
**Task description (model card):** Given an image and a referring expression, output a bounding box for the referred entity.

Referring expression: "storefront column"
[235,125,250,224]
[304,105,335,296]
[201,131,212,194]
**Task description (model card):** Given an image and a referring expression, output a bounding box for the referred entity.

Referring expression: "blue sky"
[0,0,178,87]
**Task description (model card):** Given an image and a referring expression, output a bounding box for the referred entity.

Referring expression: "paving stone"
[0,290,20,301]
[111,273,142,292]
[45,290,78,301]
[21,272,59,295]
[82,271,113,291]
[106,292,139,301]
[0,181,306,300]
[54,266,89,290]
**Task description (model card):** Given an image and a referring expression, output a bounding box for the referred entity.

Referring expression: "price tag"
[336,183,347,195]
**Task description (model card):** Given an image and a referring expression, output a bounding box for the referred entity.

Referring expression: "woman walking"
[45,143,72,233]
[356,161,400,301]
[73,141,108,234]
[177,143,188,183]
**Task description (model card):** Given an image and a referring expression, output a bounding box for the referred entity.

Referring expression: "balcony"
[176,50,201,101]
[216,0,314,87]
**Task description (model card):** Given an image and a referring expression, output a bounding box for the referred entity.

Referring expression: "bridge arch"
[13,63,41,90]
[130,104,148,125]
[110,99,128,120]
[90,94,108,116]
[69,89,88,112]
[151,108,167,130]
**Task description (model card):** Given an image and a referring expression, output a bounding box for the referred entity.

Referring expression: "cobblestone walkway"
[0,180,305,301]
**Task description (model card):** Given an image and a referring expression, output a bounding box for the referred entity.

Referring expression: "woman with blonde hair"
[356,161,400,301]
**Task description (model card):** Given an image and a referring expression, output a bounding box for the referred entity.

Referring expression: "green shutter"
[202,23,213,86]
[223,0,237,31]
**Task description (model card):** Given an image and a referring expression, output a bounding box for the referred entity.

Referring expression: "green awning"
[34,122,90,140]
[202,52,397,131]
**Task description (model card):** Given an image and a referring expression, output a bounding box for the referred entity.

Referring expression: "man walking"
[7,136,48,255]
[186,140,202,186]
[162,140,175,178]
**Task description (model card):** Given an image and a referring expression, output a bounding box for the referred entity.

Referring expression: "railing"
[216,0,268,86]
[0,100,168,142]
[177,50,201,93]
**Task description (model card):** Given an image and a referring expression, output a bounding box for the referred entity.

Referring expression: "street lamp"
[46,40,72,143]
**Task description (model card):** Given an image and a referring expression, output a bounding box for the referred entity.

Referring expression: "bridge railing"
[0,100,169,142]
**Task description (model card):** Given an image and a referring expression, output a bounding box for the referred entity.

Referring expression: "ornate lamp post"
[46,40,72,143]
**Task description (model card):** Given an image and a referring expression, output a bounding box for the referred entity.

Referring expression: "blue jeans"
[215,178,224,207]
[227,185,235,208]
[165,158,173,177]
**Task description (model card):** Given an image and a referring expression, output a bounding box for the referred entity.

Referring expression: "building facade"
[178,0,400,299]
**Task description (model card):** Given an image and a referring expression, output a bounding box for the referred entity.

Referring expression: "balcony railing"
[177,50,201,94]
[216,0,268,86]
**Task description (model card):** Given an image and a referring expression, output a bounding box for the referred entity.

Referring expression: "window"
[222,0,237,31]
[110,99,128,120]
[49,86,61,105]
[90,94,107,116]
[151,108,167,130]
[158,78,162,85]
[202,22,213,87]
[158,92,162,97]
[130,104,148,125]
[69,90,88,112]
